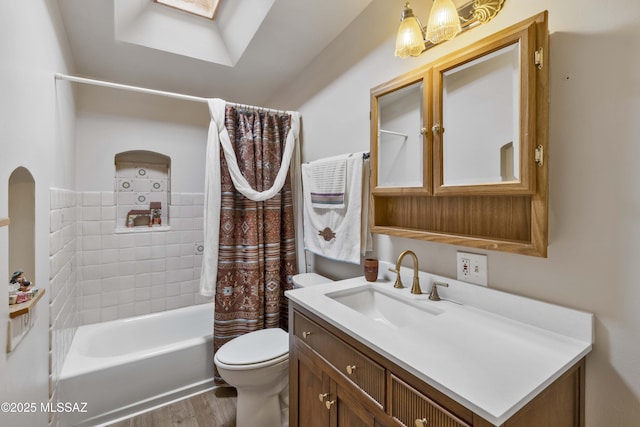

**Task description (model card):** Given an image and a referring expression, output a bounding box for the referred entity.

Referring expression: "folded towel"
[310,159,346,208]
[302,152,371,264]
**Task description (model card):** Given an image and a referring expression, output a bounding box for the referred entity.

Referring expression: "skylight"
[155,0,221,20]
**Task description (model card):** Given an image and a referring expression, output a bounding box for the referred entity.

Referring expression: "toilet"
[214,273,332,427]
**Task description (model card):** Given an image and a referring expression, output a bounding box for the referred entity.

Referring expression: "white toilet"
[214,273,332,427]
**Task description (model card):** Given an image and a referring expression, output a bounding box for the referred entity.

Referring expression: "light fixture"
[394,0,506,58]
[394,3,426,59]
[425,0,461,44]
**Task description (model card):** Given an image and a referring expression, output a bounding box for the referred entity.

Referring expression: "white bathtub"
[59,304,215,427]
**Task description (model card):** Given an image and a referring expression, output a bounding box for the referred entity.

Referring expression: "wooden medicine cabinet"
[370,12,549,257]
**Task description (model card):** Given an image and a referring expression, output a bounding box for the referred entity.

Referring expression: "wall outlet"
[456,251,488,286]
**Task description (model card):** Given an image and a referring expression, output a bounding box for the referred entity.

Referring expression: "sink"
[327,286,442,329]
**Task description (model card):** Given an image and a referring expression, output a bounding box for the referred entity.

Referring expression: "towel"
[310,159,346,208]
[302,152,372,264]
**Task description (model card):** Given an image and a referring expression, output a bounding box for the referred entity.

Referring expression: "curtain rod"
[54,73,294,115]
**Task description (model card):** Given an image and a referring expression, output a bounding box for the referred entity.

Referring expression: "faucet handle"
[429,282,449,301]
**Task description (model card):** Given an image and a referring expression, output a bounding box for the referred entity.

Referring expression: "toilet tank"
[292,273,332,288]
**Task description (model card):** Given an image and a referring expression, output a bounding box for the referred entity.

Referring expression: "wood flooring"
[107,387,237,427]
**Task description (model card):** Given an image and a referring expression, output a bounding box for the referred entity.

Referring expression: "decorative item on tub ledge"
[126,209,151,227]
[394,0,506,58]
[150,202,162,225]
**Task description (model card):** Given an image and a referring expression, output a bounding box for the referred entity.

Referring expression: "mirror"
[433,25,536,196]
[371,72,434,196]
[376,80,426,188]
[442,43,520,186]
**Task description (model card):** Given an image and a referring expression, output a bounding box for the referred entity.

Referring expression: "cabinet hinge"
[535,145,544,166]
[534,48,544,70]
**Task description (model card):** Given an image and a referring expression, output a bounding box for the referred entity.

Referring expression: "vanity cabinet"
[291,310,388,427]
[289,304,586,427]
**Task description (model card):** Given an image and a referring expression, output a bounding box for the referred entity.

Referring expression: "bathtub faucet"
[388,250,422,294]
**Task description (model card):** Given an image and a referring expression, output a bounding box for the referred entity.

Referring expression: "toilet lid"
[216,328,289,366]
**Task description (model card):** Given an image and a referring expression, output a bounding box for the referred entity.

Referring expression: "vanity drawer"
[293,312,385,406]
[390,375,470,427]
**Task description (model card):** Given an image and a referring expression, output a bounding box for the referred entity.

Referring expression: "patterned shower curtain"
[213,106,297,379]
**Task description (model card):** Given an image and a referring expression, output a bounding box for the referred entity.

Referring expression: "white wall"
[271,0,640,425]
[0,1,76,426]
[75,85,209,193]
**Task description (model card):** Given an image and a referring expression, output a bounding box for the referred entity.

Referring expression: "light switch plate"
[456,251,488,286]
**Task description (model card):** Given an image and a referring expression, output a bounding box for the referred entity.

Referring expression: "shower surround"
[77,190,209,325]
[49,186,209,425]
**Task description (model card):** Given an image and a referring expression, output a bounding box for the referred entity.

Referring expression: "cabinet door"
[331,382,378,427]
[294,349,331,427]
[371,74,432,195]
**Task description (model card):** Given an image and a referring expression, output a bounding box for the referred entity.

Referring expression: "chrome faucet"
[388,250,422,294]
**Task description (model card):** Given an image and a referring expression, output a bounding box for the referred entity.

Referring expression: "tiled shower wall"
[49,188,79,425]
[48,188,209,424]
[77,191,209,325]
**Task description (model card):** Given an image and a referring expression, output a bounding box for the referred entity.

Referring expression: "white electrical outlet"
[456,251,488,286]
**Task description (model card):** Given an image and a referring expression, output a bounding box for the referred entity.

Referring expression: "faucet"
[388,250,422,294]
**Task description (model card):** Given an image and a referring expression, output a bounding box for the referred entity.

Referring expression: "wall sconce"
[394,0,505,58]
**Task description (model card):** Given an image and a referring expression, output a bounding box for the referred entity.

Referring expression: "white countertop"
[286,264,593,426]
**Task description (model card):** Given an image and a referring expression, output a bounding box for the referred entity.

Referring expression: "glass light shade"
[395,16,426,58]
[425,0,462,44]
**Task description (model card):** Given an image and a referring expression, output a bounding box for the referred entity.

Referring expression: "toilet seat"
[215,328,289,369]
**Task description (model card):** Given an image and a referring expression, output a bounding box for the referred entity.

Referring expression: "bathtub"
[59,304,215,427]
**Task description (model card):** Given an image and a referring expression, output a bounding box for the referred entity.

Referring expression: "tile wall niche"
[78,191,209,325]
[48,188,79,425]
[116,161,169,229]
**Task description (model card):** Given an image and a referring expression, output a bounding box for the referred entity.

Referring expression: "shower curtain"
[201,99,300,381]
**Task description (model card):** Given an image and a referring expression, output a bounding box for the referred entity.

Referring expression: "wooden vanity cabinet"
[289,304,586,427]
[290,306,470,427]
[291,309,389,427]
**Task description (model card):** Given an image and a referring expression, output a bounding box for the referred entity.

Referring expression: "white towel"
[302,152,372,264]
[310,159,346,208]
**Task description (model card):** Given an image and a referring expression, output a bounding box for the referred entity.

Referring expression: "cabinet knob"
[318,393,328,402]
[431,123,441,134]
[346,365,357,375]
[302,331,312,339]
[415,418,428,427]
[325,400,336,410]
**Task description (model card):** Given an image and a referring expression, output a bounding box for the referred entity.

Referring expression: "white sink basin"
[327,286,442,329]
